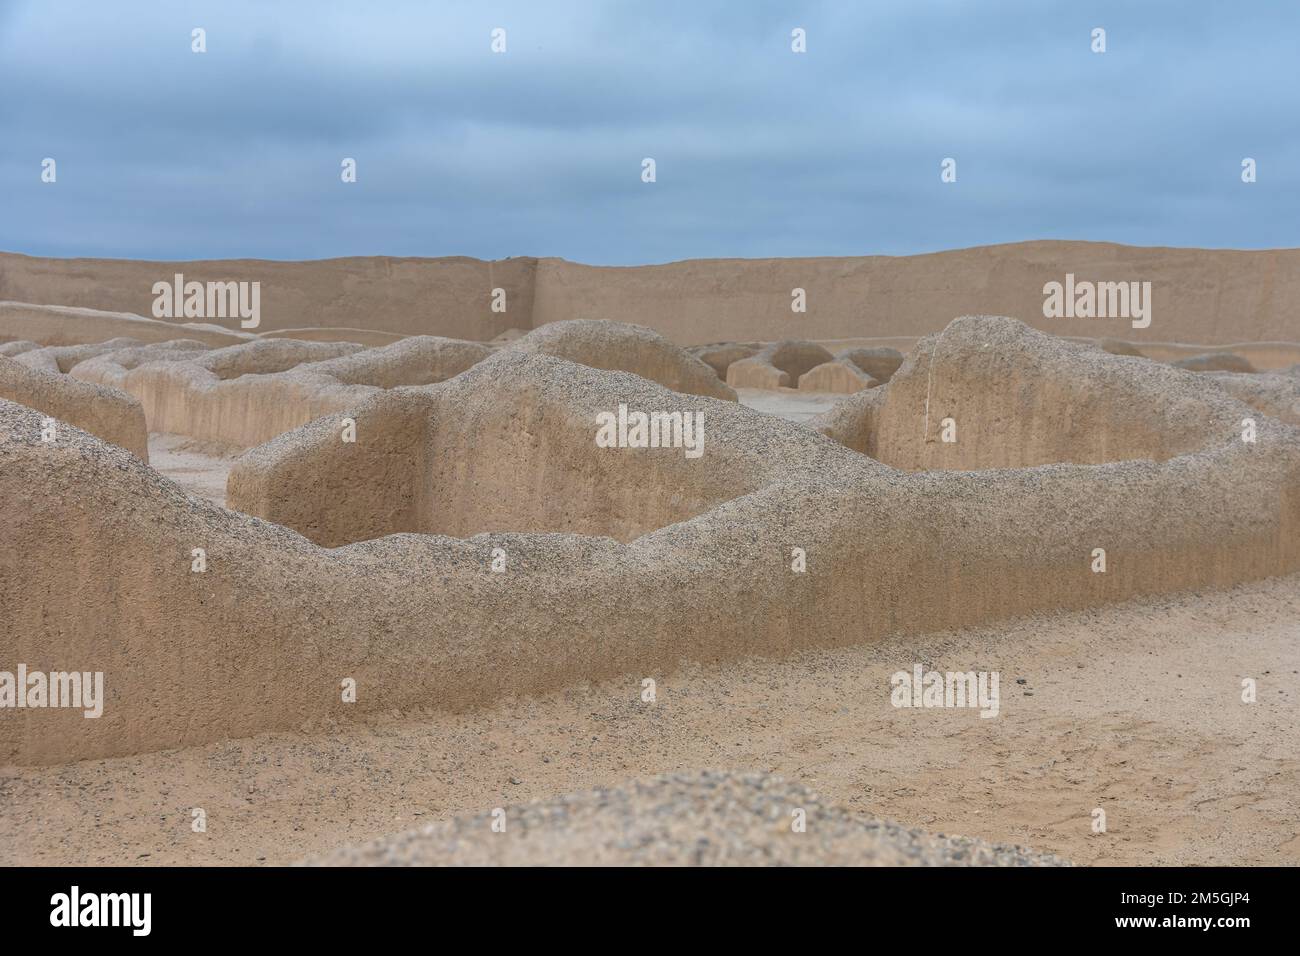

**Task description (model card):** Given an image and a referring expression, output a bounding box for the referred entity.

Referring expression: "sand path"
[147,433,238,507]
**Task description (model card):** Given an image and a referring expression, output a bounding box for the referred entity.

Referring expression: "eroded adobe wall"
[5,317,1300,765]
[226,390,436,548]
[227,352,814,546]
[417,354,764,540]
[820,317,1252,471]
[307,337,492,389]
[14,339,143,373]
[508,320,736,400]
[0,356,148,460]
[4,386,1299,765]
[727,341,836,390]
[71,337,490,450]
[75,324,716,452]
[797,360,877,394]
[82,362,368,449]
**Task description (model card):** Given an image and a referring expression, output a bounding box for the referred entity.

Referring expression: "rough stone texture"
[0,340,38,357]
[308,771,1069,867]
[506,319,737,400]
[0,355,148,460]
[797,359,879,394]
[837,346,905,383]
[727,340,836,389]
[4,315,1299,765]
[1173,352,1256,373]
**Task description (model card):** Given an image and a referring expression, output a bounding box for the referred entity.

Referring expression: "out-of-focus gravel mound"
[307,770,1071,867]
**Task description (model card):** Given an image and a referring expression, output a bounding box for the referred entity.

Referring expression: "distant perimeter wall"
[0,255,537,342]
[3,241,1299,346]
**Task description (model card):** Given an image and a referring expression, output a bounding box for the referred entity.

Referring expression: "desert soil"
[2,573,1295,866]
[148,433,238,507]
[736,387,842,423]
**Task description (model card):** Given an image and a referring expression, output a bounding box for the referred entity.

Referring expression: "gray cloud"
[1,0,1295,262]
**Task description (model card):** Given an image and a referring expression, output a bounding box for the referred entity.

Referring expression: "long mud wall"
[0,255,537,342]
[817,317,1251,471]
[4,319,1300,765]
[70,324,714,451]
[5,241,1300,346]
[71,337,492,449]
[229,358,763,547]
[0,356,148,460]
[0,301,250,348]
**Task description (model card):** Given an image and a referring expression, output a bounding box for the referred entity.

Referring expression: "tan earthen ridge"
[6,239,1300,345]
[2,315,1298,765]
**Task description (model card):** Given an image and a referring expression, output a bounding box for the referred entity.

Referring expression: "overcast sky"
[1,0,1295,264]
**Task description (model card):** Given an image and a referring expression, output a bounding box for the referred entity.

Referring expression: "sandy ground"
[2,574,1295,867]
[148,433,238,507]
[736,387,842,423]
